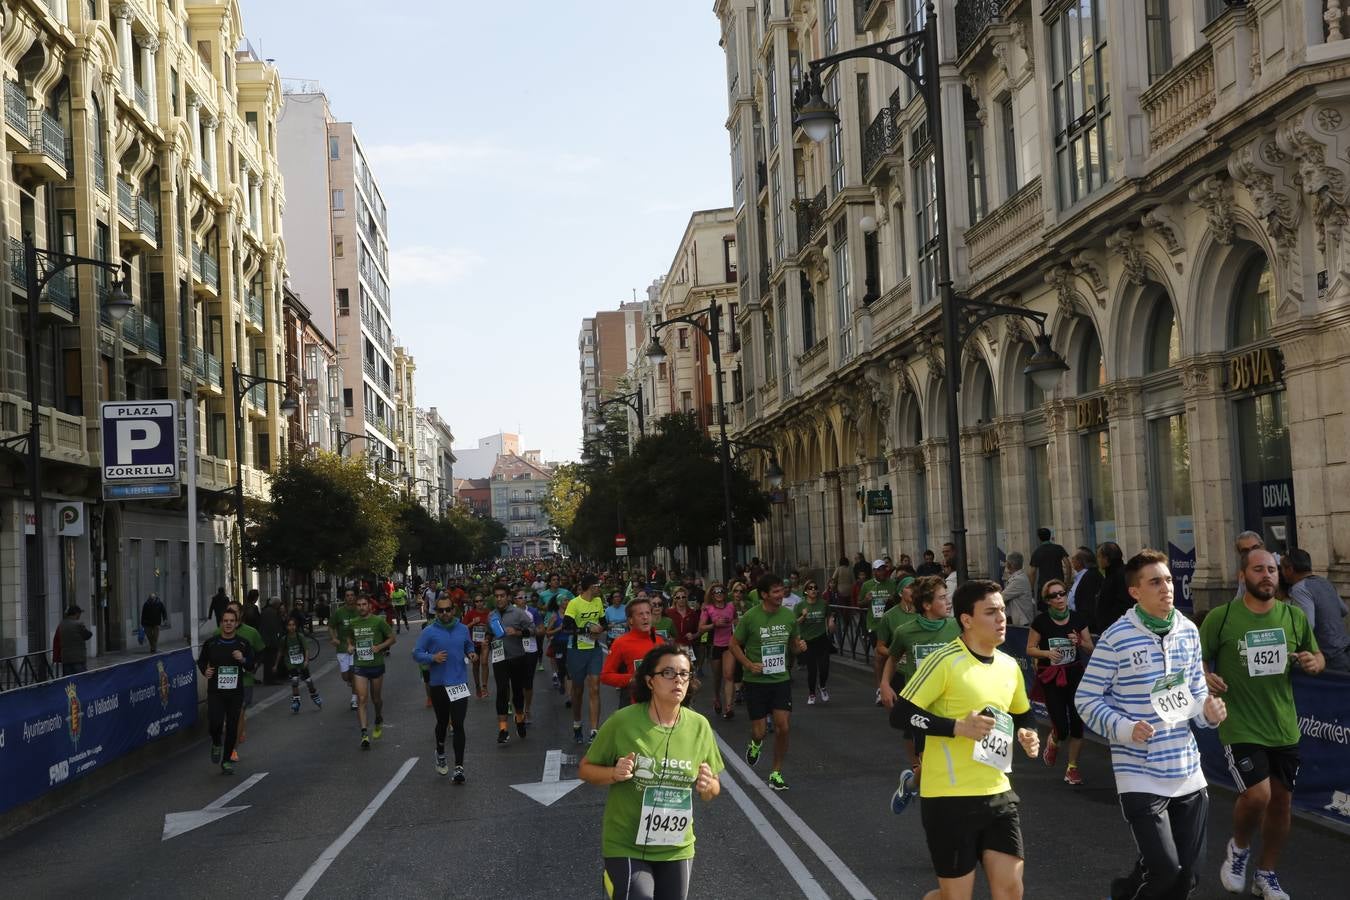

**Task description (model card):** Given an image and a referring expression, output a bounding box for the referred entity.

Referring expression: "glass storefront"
[984,453,1007,579]
[1150,414,1194,607]
[1235,389,1295,552]
[1028,443,1052,534]
[1083,429,1115,547]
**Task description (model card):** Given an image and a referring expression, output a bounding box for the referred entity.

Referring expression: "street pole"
[635,383,645,436]
[231,364,247,595]
[710,302,736,585]
[22,236,48,661]
[186,397,200,657]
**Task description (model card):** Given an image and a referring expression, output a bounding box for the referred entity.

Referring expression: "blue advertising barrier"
[1002,625,1350,829]
[0,648,197,814]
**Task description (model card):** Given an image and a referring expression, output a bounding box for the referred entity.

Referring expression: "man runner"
[565,573,607,744]
[731,573,807,791]
[330,589,361,710]
[197,607,253,774]
[601,597,662,705]
[347,593,396,749]
[461,594,491,699]
[392,582,410,633]
[892,580,1040,900]
[413,597,477,780]
[1203,548,1323,900]
[861,560,899,706]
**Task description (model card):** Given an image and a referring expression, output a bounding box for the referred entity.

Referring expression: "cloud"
[389,245,485,288]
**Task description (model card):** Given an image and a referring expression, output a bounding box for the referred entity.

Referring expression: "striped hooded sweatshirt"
[1075,606,1215,797]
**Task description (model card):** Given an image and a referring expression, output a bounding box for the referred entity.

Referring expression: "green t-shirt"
[875,604,918,649]
[281,633,309,671]
[214,623,265,686]
[331,604,360,646]
[861,579,898,631]
[392,589,407,608]
[733,604,799,684]
[796,598,830,641]
[585,702,724,861]
[653,617,676,643]
[1199,599,1317,747]
[348,614,394,668]
[888,616,962,679]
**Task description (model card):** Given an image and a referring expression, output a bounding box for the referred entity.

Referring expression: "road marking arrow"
[162,772,268,841]
[510,749,582,807]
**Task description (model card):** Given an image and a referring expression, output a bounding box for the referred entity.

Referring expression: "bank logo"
[1326,791,1350,818]
[65,682,81,747]
[157,660,170,709]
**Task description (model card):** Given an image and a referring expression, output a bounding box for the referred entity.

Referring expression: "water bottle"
[489,610,505,639]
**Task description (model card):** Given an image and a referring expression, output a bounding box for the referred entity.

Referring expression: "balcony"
[4,79,29,150]
[120,308,164,362]
[117,178,135,223]
[862,106,901,178]
[192,246,220,297]
[14,107,66,182]
[137,196,158,244]
[0,393,90,466]
[955,0,1003,59]
[134,83,149,115]
[1140,45,1215,160]
[964,176,1044,281]
[794,187,827,250]
[857,0,889,33]
[10,237,80,323]
[192,347,223,395]
[363,406,394,439]
[92,149,107,193]
[244,291,264,333]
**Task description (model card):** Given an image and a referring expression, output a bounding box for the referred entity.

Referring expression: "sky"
[238,0,733,463]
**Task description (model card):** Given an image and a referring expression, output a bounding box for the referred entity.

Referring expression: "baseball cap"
[872,559,887,570]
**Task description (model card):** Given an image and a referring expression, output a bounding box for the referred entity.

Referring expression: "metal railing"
[120,307,143,350]
[137,195,158,241]
[142,314,164,356]
[134,82,149,113]
[206,353,223,389]
[195,246,220,291]
[117,178,135,221]
[955,0,1003,57]
[794,187,827,249]
[8,235,25,287]
[92,148,107,192]
[828,604,874,664]
[1,650,56,692]
[45,267,76,316]
[862,105,901,176]
[5,79,29,134]
[35,109,64,165]
[246,291,264,326]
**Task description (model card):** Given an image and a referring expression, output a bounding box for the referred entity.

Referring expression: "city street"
[1,627,1346,900]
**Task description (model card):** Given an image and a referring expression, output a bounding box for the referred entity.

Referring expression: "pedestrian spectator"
[852,551,871,585]
[59,605,93,674]
[1233,530,1269,598]
[209,586,230,626]
[915,549,942,577]
[1092,542,1130,634]
[1027,527,1070,602]
[1282,548,1350,673]
[942,560,957,596]
[258,598,285,684]
[941,542,957,572]
[1002,553,1036,626]
[242,589,262,630]
[140,592,169,653]
[833,556,855,598]
[1066,546,1103,622]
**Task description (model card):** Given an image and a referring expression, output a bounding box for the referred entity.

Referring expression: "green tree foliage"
[542,462,588,536]
[443,505,508,561]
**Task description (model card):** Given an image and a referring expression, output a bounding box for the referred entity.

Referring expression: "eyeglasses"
[805,586,817,591]
[1045,590,1067,599]
[435,607,454,613]
[653,668,692,682]
[712,588,725,594]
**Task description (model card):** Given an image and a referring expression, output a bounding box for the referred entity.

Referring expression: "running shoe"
[714,700,722,716]
[818,687,830,703]
[425,696,432,708]
[453,766,466,784]
[1063,765,1084,786]
[350,694,358,710]
[564,698,572,708]
[807,693,816,705]
[746,739,762,767]
[551,673,561,689]
[1219,839,1250,893]
[372,721,384,740]
[230,750,239,762]
[573,724,583,744]
[588,729,598,745]
[478,688,488,699]
[221,760,235,775]
[768,771,788,791]
[361,733,370,750]
[765,718,774,735]
[1252,870,1289,900]
[1042,736,1059,767]
[497,728,510,745]
[291,698,301,714]
[890,769,917,815]
[210,744,222,765]
[875,688,882,707]
[435,755,449,776]
[517,720,528,739]
[722,710,734,720]
[312,694,323,708]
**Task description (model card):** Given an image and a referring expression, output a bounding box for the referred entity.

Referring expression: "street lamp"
[596,385,645,437]
[335,429,365,456]
[730,438,785,489]
[18,234,129,658]
[231,363,299,576]
[646,299,736,582]
[797,3,1069,582]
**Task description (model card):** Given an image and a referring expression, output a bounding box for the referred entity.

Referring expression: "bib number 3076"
[637,786,693,847]
[971,710,1014,773]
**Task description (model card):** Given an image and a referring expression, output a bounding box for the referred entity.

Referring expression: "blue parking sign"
[100,401,178,483]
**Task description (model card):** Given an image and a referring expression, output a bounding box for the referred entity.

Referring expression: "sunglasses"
[712,588,725,594]
[1045,590,1067,599]
[805,586,817,591]
[435,607,454,613]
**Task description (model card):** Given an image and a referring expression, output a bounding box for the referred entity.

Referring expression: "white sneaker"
[1220,839,1250,893]
[349,695,358,710]
[818,687,830,703]
[874,688,882,707]
[807,693,816,705]
[1251,870,1289,900]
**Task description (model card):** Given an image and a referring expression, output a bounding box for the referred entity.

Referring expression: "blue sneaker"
[890,769,917,815]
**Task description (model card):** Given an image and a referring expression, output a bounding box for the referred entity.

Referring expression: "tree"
[443,506,507,562]
[542,462,588,536]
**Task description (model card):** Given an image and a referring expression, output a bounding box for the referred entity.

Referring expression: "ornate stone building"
[716,0,1350,609]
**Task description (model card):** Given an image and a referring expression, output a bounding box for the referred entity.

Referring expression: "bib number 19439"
[637,786,693,847]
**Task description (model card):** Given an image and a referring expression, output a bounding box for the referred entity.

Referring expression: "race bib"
[1149,671,1195,725]
[913,643,942,663]
[609,623,629,640]
[445,682,471,702]
[971,710,1014,773]
[217,666,239,690]
[490,640,506,664]
[356,638,375,662]
[1048,637,1076,666]
[637,786,693,847]
[578,633,596,651]
[656,630,670,642]
[288,649,304,666]
[761,642,786,676]
[522,637,538,654]
[472,626,486,643]
[1245,628,1287,677]
[871,596,886,619]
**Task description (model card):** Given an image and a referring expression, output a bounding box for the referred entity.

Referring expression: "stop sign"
[615,533,627,547]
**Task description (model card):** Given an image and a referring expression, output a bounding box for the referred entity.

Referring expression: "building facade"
[282,281,340,459]
[412,405,454,513]
[578,301,645,441]
[716,0,1350,608]
[490,452,556,558]
[453,477,490,517]
[276,86,398,472]
[0,0,289,658]
[453,431,519,480]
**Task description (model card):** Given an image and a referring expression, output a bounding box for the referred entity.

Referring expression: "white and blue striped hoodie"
[1075,606,1214,797]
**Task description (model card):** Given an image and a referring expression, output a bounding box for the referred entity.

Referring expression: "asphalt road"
[1,625,1346,899]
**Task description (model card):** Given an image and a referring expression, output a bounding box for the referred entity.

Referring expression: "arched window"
[1231,254,1275,347]
[1078,327,1105,392]
[1145,293,1180,373]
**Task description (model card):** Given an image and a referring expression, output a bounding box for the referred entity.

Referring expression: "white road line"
[204,772,268,810]
[715,733,877,900]
[283,756,418,900]
[719,767,832,899]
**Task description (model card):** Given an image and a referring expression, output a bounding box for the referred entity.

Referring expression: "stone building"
[715,0,1350,609]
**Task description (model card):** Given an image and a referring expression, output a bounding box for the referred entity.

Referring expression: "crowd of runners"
[194,541,1331,900]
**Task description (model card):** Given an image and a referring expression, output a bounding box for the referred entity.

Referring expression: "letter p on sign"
[116,421,161,464]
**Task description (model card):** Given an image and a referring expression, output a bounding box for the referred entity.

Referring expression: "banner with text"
[0,649,197,814]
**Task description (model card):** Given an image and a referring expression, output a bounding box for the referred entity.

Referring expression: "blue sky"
[239,1,732,463]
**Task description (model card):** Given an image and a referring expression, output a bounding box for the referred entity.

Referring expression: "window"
[776,288,790,396]
[1146,295,1180,372]
[724,237,738,282]
[800,272,816,351]
[1050,0,1112,207]
[343,388,353,413]
[1079,327,1106,392]
[1145,0,1172,82]
[863,230,880,303]
[731,124,745,211]
[726,21,739,102]
[1083,428,1116,546]
[1000,95,1018,195]
[333,235,344,258]
[771,163,784,263]
[1231,254,1275,347]
[894,202,908,279]
[913,151,938,305]
[680,390,692,413]
[833,219,852,362]
[826,74,844,196]
[766,51,778,149]
[245,110,258,136]
[762,311,775,382]
[965,92,987,223]
[329,135,340,159]
[901,1,927,102]
[337,288,350,316]
[331,189,344,211]
[678,328,688,350]
[823,0,839,54]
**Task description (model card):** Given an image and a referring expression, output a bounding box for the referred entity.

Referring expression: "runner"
[1077,549,1227,900]
[667,588,699,661]
[491,584,536,743]
[347,592,396,749]
[892,579,1040,900]
[698,582,738,719]
[730,573,807,791]
[391,581,410,633]
[795,579,834,705]
[1027,578,1093,785]
[602,597,662,705]
[579,645,723,900]
[650,595,675,644]
[217,602,264,760]
[461,593,491,699]
[874,574,919,687]
[413,596,478,780]
[1202,547,1323,900]
[565,574,608,744]
[728,581,749,706]
[861,560,899,705]
[197,607,253,774]
[513,587,542,724]
[880,575,958,814]
[605,589,630,643]
[330,588,361,710]
[545,596,570,696]
[278,613,322,714]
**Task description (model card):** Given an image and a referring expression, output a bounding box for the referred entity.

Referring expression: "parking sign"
[101,401,179,483]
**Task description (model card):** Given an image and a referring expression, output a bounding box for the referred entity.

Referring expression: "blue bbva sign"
[100,400,178,483]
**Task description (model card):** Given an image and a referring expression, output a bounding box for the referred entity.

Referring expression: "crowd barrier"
[0,648,198,815]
